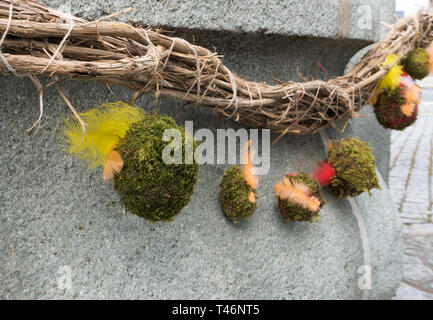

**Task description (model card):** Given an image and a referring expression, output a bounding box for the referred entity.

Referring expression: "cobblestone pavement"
[391,97,433,300]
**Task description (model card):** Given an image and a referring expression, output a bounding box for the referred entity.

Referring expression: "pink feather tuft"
[399,72,415,88]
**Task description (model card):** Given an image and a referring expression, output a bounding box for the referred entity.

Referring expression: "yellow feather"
[377,54,403,92]
[61,101,144,168]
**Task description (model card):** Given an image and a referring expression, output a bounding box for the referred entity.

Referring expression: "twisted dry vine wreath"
[0,0,431,137]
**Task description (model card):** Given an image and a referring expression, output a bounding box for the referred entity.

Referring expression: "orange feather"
[401,84,422,117]
[248,191,256,204]
[273,176,321,212]
[103,145,124,182]
[241,140,259,191]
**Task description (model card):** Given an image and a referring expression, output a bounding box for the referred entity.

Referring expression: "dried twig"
[56,86,87,135]
[25,74,43,134]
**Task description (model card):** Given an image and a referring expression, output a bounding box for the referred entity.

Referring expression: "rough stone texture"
[41,0,394,42]
[390,105,433,224]
[402,234,433,293]
[388,87,433,300]
[394,282,433,300]
[0,0,401,299]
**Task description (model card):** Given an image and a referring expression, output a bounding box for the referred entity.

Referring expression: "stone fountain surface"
[0,0,402,299]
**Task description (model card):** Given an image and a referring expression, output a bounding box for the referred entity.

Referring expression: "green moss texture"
[114,114,199,221]
[220,165,257,223]
[327,138,380,199]
[374,88,418,130]
[404,48,430,80]
[277,173,326,223]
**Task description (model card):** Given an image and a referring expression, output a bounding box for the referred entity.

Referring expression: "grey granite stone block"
[0,0,401,299]
[41,0,394,41]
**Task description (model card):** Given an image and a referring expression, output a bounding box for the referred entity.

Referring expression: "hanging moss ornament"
[62,102,199,221]
[220,166,257,223]
[373,64,421,131]
[314,138,380,199]
[404,48,430,80]
[374,88,419,130]
[274,173,325,223]
[114,114,199,221]
[220,141,258,223]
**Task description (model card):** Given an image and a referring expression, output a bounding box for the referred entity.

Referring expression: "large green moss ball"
[277,173,326,223]
[220,166,257,223]
[404,48,430,80]
[327,138,380,199]
[374,88,418,130]
[114,114,199,221]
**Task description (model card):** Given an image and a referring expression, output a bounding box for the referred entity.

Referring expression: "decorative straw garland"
[0,0,432,136]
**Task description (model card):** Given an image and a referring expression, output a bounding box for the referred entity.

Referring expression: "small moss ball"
[374,88,418,130]
[114,114,199,221]
[404,48,430,80]
[220,166,257,223]
[327,138,380,199]
[277,173,326,223]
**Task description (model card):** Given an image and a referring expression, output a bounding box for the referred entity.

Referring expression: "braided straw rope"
[0,0,432,136]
